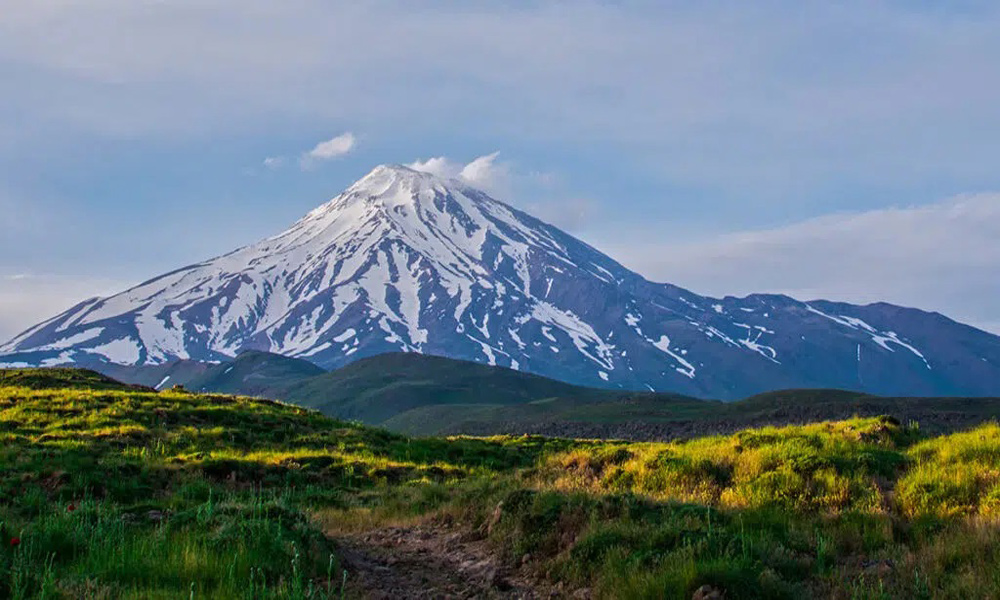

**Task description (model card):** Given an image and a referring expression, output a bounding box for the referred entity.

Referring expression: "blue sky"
[1,1,999,339]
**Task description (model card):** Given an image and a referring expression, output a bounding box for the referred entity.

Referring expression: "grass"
[2,493,337,599]
[2,368,1000,598]
[539,418,912,511]
[897,424,1000,518]
[0,374,574,598]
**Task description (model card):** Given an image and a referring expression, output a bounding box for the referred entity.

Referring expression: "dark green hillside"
[186,350,327,396]
[277,352,649,425]
[385,393,718,436]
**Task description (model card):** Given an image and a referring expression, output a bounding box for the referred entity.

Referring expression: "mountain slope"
[3,164,1000,398]
[185,350,326,397]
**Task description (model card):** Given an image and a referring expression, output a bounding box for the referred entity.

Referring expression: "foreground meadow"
[2,369,1000,598]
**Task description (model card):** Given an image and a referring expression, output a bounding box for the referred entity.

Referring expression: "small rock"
[521,553,532,566]
[490,570,513,591]
[458,530,481,543]
[692,584,723,600]
[861,558,895,577]
[486,501,504,535]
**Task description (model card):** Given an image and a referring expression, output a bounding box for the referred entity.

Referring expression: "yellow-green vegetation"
[2,369,1000,599]
[897,424,1000,518]
[541,419,910,512]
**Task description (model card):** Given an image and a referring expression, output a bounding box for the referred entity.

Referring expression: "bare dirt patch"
[332,523,571,599]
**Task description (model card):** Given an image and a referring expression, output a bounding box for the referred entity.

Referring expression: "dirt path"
[333,523,572,599]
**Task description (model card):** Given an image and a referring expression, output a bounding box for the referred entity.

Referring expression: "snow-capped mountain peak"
[3,164,1000,399]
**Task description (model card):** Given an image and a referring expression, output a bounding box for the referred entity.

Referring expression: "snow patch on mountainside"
[734,323,779,363]
[32,327,104,352]
[806,305,930,369]
[625,312,696,378]
[87,338,143,365]
[650,334,696,379]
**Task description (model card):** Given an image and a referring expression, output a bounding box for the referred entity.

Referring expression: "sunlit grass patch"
[897,423,1000,518]
[538,417,907,514]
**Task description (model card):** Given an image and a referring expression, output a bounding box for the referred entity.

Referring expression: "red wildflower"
[67,503,77,512]
[10,537,20,547]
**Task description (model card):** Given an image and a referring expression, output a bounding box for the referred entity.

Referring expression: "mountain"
[3,164,1000,399]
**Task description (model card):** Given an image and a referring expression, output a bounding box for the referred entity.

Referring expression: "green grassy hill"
[383,392,720,436]
[5,368,1000,598]
[0,367,152,391]
[275,352,664,426]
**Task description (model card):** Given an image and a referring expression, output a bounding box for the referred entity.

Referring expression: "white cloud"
[408,152,509,196]
[300,132,356,168]
[604,194,1000,334]
[459,152,504,189]
[262,156,284,169]
[261,133,356,171]
[407,156,459,179]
